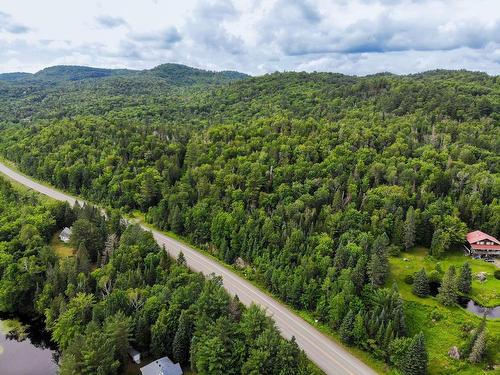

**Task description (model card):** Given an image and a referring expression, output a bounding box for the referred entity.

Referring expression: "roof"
[128,348,141,358]
[469,244,500,251]
[140,357,182,375]
[466,230,500,245]
[60,227,72,237]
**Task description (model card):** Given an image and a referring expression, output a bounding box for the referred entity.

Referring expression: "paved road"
[0,161,376,375]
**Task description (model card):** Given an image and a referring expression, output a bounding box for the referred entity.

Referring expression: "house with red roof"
[465,230,500,257]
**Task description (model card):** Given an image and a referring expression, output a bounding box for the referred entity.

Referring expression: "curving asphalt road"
[0,161,376,375]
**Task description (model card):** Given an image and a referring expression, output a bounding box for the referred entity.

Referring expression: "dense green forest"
[0,175,318,374]
[0,64,499,374]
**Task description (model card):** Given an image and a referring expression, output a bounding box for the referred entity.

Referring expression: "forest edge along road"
[0,160,376,375]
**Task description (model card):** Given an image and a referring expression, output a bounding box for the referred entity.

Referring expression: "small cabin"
[140,356,182,375]
[466,230,500,257]
[128,348,141,364]
[59,227,72,243]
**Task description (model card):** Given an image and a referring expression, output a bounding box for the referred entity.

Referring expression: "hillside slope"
[0,66,498,374]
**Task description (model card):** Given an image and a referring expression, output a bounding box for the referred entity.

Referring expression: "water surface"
[0,319,58,375]
[457,297,500,319]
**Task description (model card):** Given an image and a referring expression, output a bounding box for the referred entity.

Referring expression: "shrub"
[494,270,500,280]
[429,309,443,322]
[428,270,442,283]
[388,245,401,257]
[460,322,475,338]
[404,274,414,285]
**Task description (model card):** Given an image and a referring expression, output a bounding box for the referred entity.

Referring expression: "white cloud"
[0,11,30,34]
[95,15,128,29]
[0,0,498,75]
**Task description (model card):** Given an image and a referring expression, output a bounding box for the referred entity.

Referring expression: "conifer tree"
[401,332,428,375]
[351,255,367,295]
[369,235,389,287]
[462,317,486,358]
[456,262,472,295]
[352,311,367,345]
[76,243,91,274]
[468,327,486,363]
[333,244,349,271]
[412,269,430,297]
[376,323,385,346]
[172,311,193,365]
[151,308,170,357]
[384,320,394,348]
[430,229,450,257]
[404,206,416,250]
[339,309,355,345]
[392,208,405,250]
[159,245,171,269]
[177,251,186,266]
[437,265,458,306]
[169,205,183,234]
[329,293,347,329]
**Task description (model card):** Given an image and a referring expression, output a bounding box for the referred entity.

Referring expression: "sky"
[0,0,499,76]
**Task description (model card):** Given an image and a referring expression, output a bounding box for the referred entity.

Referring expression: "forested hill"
[0,63,248,85]
[0,66,499,373]
[0,63,249,121]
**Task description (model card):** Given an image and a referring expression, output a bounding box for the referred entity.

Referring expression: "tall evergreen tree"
[351,255,367,295]
[150,308,170,357]
[389,336,413,369]
[76,243,90,274]
[404,206,416,250]
[339,309,355,345]
[437,266,458,306]
[412,269,430,297]
[333,244,350,271]
[159,245,172,269]
[177,251,187,266]
[468,327,486,363]
[369,235,389,287]
[352,311,367,345]
[456,262,472,295]
[172,311,193,365]
[462,317,486,358]
[430,229,450,257]
[70,218,103,262]
[401,332,428,375]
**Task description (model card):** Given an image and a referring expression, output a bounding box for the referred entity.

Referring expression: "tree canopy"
[1,66,498,374]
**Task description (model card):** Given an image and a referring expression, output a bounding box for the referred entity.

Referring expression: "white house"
[59,227,72,243]
[140,356,182,375]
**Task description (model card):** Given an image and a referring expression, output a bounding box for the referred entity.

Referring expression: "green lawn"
[50,231,75,258]
[405,302,499,374]
[389,247,499,307]
[389,247,500,374]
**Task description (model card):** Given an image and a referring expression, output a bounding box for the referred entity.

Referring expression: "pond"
[0,317,58,375]
[457,296,500,319]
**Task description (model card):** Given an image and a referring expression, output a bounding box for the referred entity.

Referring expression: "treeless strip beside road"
[0,161,376,375]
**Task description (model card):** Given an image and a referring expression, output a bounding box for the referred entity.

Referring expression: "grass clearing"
[50,231,75,258]
[405,302,500,374]
[389,247,499,307]
[390,247,500,374]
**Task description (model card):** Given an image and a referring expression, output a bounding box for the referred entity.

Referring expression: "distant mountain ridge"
[0,63,249,86]
[0,72,33,82]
